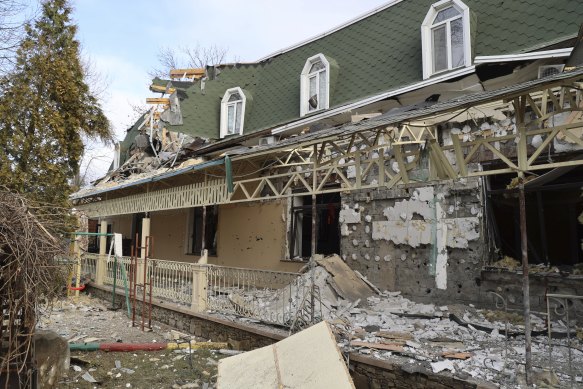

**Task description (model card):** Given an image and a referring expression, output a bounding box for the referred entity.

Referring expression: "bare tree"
[0,0,34,75]
[149,43,231,79]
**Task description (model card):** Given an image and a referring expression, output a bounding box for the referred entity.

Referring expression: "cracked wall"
[340,178,486,305]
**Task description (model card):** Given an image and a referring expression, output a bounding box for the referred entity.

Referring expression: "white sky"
[72,0,390,181]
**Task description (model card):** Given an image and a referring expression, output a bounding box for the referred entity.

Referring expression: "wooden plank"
[149,84,176,94]
[450,133,468,176]
[169,68,205,79]
[350,341,404,353]
[393,145,409,184]
[374,331,413,341]
[316,255,375,302]
[442,352,472,360]
[146,97,170,105]
[429,141,457,179]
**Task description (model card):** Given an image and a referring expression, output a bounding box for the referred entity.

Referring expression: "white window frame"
[421,0,471,79]
[300,54,330,117]
[220,87,246,138]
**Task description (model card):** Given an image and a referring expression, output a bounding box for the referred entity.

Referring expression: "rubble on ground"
[209,255,583,388]
[38,296,225,388]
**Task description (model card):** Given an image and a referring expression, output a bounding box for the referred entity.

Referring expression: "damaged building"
[72,0,583,325]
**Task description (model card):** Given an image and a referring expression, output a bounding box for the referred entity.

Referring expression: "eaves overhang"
[71,158,225,201]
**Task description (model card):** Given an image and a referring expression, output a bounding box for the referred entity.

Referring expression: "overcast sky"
[71,0,390,180]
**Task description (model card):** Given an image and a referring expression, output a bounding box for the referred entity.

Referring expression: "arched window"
[421,0,471,79]
[300,54,330,117]
[220,87,246,138]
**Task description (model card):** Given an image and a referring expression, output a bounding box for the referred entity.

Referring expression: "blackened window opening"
[191,206,218,256]
[290,192,340,259]
[487,166,583,269]
[87,219,99,253]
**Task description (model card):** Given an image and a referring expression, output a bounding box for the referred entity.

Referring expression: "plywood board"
[217,321,354,389]
[316,255,375,302]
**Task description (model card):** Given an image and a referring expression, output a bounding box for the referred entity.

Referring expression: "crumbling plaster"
[340,178,486,305]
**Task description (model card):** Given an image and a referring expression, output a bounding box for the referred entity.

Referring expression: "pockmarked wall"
[215,200,302,272]
[340,178,486,304]
[106,200,302,273]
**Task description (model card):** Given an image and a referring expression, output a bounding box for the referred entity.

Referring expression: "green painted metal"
[225,156,233,193]
[69,342,100,351]
[72,232,114,237]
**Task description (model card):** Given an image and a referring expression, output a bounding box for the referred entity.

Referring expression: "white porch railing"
[206,265,302,326]
[149,259,197,306]
[82,253,304,327]
[81,253,98,281]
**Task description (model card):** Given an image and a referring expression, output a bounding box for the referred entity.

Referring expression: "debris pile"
[212,255,583,387]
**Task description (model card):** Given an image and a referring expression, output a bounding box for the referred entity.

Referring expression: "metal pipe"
[201,206,207,255]
[310,193,317,324]
[518,182,533,386]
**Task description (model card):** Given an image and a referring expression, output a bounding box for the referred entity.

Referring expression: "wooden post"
[137,217,151,292]
[141,217,151,260]
[191,250,208,312]
[73,237,81,297]
[201,206,207,256]
[95,220,108,286]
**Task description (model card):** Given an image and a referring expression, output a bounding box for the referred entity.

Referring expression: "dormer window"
[220,87,246,138]
[300,54,330,117]
[421,0,471,79]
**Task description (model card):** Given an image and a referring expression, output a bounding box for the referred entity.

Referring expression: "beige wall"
[214,200,301,272]
[106,215,132,238]
[104,200,302,272]
[149,209,191,261]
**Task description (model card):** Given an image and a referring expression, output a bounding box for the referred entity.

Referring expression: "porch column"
[191,249,208,312]
[95,219,107,286]
[138,216,151,288]
[140,216,151,259]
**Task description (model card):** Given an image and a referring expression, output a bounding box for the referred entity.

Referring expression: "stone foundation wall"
[349,355,494,389]
[87,285,282,350]
[340,179,487,305]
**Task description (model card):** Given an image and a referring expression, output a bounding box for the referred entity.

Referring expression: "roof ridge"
[255,0,404,62]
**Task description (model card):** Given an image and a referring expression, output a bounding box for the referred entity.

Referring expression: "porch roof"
[71,66,583,201]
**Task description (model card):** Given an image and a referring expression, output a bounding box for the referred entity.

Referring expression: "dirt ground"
[38,295,229,388]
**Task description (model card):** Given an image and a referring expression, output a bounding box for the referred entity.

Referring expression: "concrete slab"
[217,321,355,389]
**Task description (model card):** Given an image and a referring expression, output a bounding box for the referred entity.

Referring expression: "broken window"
[421,0,470,79]
[300,54,330,116]
[189,205,218,256]
[289,193,340,259]
[220,87,246,138]
[486,165,583,270]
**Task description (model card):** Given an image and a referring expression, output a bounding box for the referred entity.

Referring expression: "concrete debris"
[431,360,455,373]
[81,371,98,383]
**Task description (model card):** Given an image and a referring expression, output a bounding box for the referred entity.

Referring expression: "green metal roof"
[163,0,582,139]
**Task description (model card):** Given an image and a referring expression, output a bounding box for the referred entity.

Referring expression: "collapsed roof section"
[72,67,583,204]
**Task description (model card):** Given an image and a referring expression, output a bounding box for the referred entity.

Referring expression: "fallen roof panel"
[217,321,355,389]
